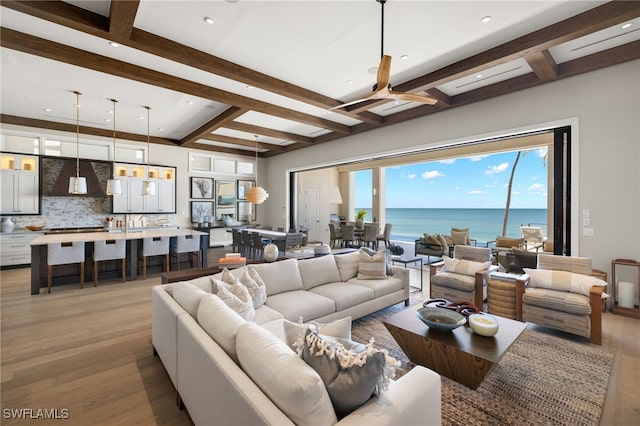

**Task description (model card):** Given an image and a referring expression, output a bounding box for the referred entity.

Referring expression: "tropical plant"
[356,209,367,221]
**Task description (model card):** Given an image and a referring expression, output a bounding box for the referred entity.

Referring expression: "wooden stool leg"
[166,253,170,272]
[80,262,85,289]
[121,258,126,283]
[48,265,52,294]
[94,260,98,287]
[143,257,147,280]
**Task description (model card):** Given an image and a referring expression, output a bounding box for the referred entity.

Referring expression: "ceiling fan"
[331,0,437,110]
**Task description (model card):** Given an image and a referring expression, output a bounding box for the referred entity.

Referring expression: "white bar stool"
[171,235,201,270]
[47,241,85,293]
[93,239,126,286]
[140,237,170,279]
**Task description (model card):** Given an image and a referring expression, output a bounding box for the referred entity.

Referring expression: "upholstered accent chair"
[429,245,496,308]
[515,254,606,344]
[487,236,525,268]
[328,222,342,248]
[376,223,392,249]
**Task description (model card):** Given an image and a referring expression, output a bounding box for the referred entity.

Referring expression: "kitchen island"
[30,228,208,295]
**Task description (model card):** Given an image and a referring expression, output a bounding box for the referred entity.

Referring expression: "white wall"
[262,60,640,272]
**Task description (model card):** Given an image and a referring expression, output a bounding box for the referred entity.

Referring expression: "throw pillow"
[236,323,337,426]
[495,236,524,248]
[282,316,352,350]
[239,269,267,309]
[451,228,469,245]
[523,268,607,296]
[298,329,399,418]
[357,248,388,280]
[436,233,449,255]
[441,256,491,276]
[171,282,208,317]
[220,267,239,285]
[334,250,361,281]
[212,278,256,321]
[422,233,442,248]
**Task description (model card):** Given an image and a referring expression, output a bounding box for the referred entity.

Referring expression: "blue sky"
[355,147,548,209]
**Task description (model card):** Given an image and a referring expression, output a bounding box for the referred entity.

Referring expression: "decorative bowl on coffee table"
[417,307,466,331]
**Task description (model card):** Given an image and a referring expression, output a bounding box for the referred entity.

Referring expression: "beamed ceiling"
[0,1,639,159]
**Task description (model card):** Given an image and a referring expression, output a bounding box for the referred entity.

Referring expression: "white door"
[303,188,321,242]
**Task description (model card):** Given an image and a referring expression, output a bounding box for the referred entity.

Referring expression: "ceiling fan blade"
[329,94,377,110]
[376,55,392,91]
[388,90,438,105]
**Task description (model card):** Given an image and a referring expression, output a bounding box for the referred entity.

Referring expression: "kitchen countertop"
[31,228,206,246]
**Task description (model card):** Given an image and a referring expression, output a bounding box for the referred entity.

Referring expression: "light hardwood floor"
[1,260,638,425]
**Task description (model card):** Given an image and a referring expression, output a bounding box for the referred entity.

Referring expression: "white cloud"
[405,173,416,179]
[535,147,548,159]
[529,183,545,192]
[484,162,509,175]
[421,170,445,179]
[469,190,485,195]
[439,158,455,164]
[467,154,488,162]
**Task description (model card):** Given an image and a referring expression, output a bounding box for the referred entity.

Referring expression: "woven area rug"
[351,303,614,426]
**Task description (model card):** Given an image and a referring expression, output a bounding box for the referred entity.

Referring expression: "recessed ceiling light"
[481,16,492,24]
[105,118,111,122]
[158,128,164,131]
[400,55,409,61]
[109,41,119,48]
[246,85,253,89]
[203,16,214,25]
[346,80,353,84]
[43,108,52,112]
[138,116,144,120]
[367,66,378,74]
[186,100,194,105]
[621,22,632,29]
[476,74,483,78]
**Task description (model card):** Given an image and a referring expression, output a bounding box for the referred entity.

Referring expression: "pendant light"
[68,90,87,194]
[106,98,122,195]
[245,135,268,204]
[141,106,156,196]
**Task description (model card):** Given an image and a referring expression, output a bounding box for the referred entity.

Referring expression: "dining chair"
[376,223,392,249]
[171,234,201,270]
[241,230,253,258]
[328,223,342,248]
[362,223,379,249]
[250,232,266,260]
[340,225,356,248]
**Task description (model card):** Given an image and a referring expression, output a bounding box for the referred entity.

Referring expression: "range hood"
[49,159,106,197]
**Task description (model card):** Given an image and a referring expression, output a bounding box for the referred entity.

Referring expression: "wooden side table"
[611,259,640,319]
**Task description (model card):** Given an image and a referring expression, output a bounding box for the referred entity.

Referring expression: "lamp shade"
[141,180,156,196]
[246,185,268,204]
[106,178,122,195]
[68,177,87,194]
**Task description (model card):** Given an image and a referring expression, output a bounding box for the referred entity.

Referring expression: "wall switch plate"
[582,209,590,218]
[583,217,590,226]
[583,227,594,236]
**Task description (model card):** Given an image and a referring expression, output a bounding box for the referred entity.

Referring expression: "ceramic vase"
[1,217,15,233]
[263,243,279,262]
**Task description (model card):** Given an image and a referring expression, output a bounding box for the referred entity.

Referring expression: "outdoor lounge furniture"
[487,236,525,268]
[520,226,546,252]
[515,253,606,344]
[415,233,451,262]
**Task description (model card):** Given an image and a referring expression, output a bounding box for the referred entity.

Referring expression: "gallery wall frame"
[191,200,214,223]
[237,180,255,201]
[237,201,256,222]
[190,177,214,199]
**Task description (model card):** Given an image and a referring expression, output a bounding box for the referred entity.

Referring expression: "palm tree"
[501,149,548,236]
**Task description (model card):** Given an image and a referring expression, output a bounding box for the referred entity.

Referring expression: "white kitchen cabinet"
[112,163,175,214]
[0,154,39,215]
[0,231,41,266]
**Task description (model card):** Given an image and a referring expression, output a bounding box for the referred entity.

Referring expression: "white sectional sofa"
[152,252,442,425]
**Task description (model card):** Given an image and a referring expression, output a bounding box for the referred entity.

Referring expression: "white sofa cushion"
[298,255,342,290]
[236,322,337,426]
[334,250,361,281]
[309,283,375,311]
[251,258,305,296]
[266,290,336,322]
[172,282,208,317]
[253,304,285,325]
[347,276,404,298]
[197,293,246,363]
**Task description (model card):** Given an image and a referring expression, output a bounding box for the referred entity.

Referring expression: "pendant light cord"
[74,91,81,179]
[145,106,151,167]
[254,134,259,184]
[111,99,118,160]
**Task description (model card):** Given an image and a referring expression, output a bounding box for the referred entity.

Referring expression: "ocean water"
[356,208,548,244]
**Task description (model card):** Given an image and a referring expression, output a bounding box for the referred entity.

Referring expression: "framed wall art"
[237,201,256,222]
[237,180,255,200]
[190,177,214,199]
[191,201,214,223]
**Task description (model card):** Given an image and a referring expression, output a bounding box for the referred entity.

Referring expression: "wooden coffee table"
[383,305,526,389]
